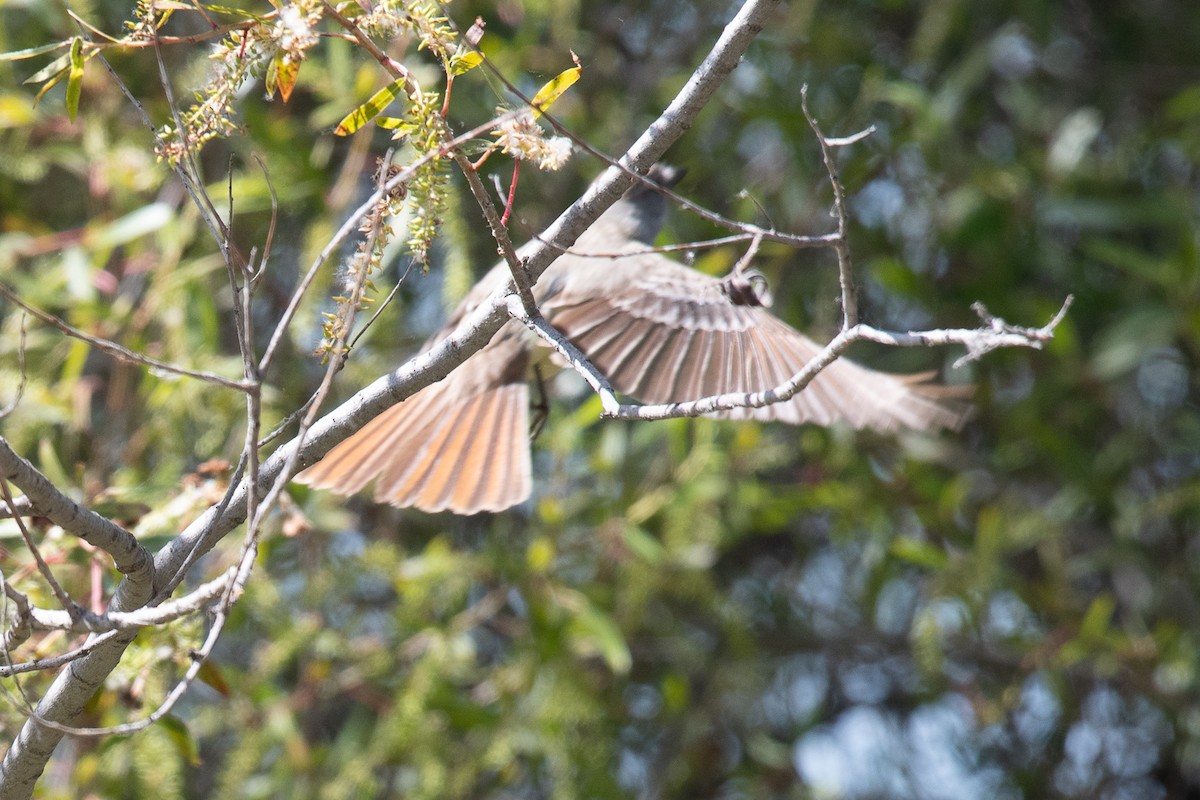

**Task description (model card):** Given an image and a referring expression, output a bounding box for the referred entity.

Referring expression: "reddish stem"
[501,160,520,227]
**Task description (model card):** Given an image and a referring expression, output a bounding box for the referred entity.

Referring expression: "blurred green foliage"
[1,0,1198,798]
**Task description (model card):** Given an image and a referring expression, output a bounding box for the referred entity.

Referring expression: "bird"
[296,166,968,514]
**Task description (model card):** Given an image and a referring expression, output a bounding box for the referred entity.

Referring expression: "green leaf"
[335,79,408,136]
[911,606,944,678]
[197,660,232,698]
[0,41,71,62]
[449,16,486,76]
[529,53,581,118]
[569,603,631,674]
[661,673,691,712]
[65,38,84,122]
[622,524,666,564]
[158,715,202,767]
[33,71,68,107]
[889,536,949,570]
[37,437,74,493]
[89,202,173,248]
[526,536,555,572]
[24,51,71,85]
[1079,593,1115,642]
[264,52,278,98]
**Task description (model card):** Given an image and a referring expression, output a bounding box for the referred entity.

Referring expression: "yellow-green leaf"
[1080,593,1115,641]
[569,604,631,674]
[375,116,410,131]
[199,3,270,19]
[889,536,949,570]
[0,92,37,128]
[526,536,555,572]
[529,53,581,118]
[661,673,691,712]
[449,50,483,77]
[65,37,83,122]
[335,79,408,136]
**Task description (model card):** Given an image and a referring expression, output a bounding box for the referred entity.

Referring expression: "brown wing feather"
[543,253,968,432]
[296,331,533,514]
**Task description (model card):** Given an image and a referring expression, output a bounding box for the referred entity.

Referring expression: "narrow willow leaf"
[32,70,68,107]
[199,3,270,18]
[159,715,202,766]
[0,41,70,62]
[570,604,632,674]
[65,37,84,121]
[197,660,232,698]
[335,79,408,136]
[264,53,278,98]
[530,52,581,118]
[23,51,71,85]
[889,536,950,570]
[375,116,410,130]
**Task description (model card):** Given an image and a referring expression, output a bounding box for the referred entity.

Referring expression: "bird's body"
[298,168,967,513]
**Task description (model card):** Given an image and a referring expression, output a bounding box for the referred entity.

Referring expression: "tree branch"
[0,1,781,792]
[0,441,153,602]
[608,299,1070,422]
[2,570,230,640]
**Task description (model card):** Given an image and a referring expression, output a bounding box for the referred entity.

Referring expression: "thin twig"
[151,26,235,268]
[0,312,27,420]
[800,84,860,329]
[0,479,77,619]
[452,152,539,317]
[250,154,279,285]
[0,569,34,662]
[0,495,34,520]
[0,284,251,392]
[3,569,233,637]
[0,630,120,677]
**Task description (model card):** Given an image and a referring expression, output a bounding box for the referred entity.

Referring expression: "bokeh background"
[1,0,1198,797]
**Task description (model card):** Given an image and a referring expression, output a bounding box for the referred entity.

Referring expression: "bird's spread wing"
[296,333,532,514]
[544,252,968,432]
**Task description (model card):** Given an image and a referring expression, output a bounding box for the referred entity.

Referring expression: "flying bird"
[297,167,967,513]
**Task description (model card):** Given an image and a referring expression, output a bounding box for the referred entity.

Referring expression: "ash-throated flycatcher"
[298,166,966,514]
